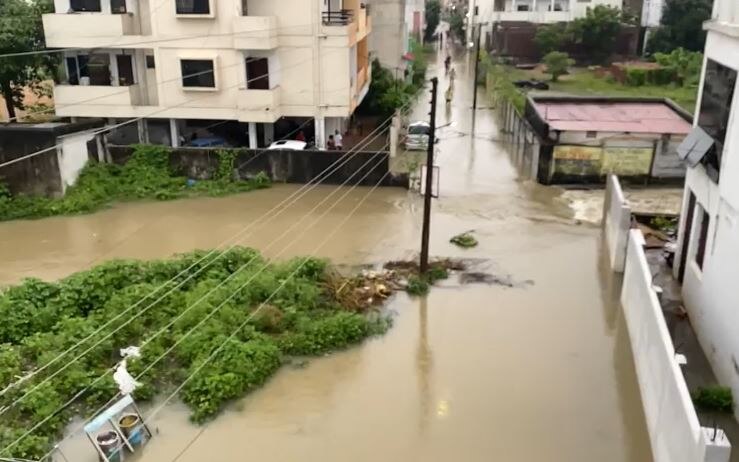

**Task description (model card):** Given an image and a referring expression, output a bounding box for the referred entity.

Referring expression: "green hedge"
[0,145,270,222]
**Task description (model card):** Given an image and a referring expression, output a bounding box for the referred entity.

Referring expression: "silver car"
[404,121,430,151]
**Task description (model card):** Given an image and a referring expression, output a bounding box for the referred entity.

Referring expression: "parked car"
[404,121,431,151]
[267,140,308,150]
[513,79,550,90]
[187,136,228,147]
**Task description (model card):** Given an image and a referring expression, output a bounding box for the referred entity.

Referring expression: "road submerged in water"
[0,50,653,461]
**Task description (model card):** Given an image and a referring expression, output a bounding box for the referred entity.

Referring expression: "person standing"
[327,135,336,150]
[334,129,343,150]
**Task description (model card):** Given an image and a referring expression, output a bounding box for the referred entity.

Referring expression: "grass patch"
[505,66,698,114]
[0,145,270,222]
[693,386,734,413]
[0,248,393,458]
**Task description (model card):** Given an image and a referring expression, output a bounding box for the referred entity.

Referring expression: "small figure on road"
[449,66,456,83]
[444,55,451,74]
[445,82,454,104]
[334,129,343,150]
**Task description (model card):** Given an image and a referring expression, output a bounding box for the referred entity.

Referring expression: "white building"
[367,0,424,75]
[674,0,739,421]
[42,0,372,149]
[470,0,622,26]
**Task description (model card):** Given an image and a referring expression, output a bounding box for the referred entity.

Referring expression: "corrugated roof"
[534,101,692,135]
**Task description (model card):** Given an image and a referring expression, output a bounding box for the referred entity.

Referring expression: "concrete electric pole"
[420,77,439,274]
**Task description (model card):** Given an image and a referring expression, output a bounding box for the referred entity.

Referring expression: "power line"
[0,43,352,170]
[21,122,395,462]
[0,113,399,421]
[0,24,310,59]
[134,155,391,462]
[0,143,390,459]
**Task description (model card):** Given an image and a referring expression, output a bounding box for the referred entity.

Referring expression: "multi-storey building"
[42,0,372,148]
[367,0,424,74]
[470,0,621,27]
[674,0,739,420]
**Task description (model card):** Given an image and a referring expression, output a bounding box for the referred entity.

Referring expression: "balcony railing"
[322,9,354,26]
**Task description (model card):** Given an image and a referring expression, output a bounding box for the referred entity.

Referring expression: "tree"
[535,23,571,55]
[543,51,575,82]
[646,0,712,54]
[448,9,466,43]
[0,0,54,121]
[653,48,703,86]
[568,5,622,64]
[424,0,441,42]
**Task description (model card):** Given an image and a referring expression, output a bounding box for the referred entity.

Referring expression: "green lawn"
[504,66,699,115]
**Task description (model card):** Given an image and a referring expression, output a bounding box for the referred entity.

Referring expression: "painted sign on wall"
[551,145,655,180]
[601,147,653,176]
[552,145,603,176]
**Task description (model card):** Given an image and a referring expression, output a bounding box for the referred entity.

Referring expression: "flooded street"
[0,51,652,461]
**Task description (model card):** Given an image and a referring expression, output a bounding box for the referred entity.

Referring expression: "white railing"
[605,175,732,462]
[602,174,632,272]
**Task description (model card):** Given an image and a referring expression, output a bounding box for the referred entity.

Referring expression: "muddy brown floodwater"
[0,51,652,461]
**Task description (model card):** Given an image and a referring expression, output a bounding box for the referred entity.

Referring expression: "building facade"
[42,0,372,148]
[367,0,424,76]
[470,0,622,27]
[674,0,739,420]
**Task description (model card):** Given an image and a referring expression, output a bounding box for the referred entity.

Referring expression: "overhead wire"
[0,42,356,169]
[0,110,406,456]
[0,112,396,413]
[0,49,397,403]
[0,140,390,458]
[6,135,393,460]
[117,148,391,462]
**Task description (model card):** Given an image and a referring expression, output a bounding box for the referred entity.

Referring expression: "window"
[87,54,111,86]
[586,131,597,138]
[176,0,210,14]
[180,59,215,88]
[66,57,80,85]
[246,57,269,90]
[111,0,127,13]
[70,0,101,12]
[146,55,156,69]
[694,208,710,270]
[116,55,135,86]
[698,59,737,180]
[516,4,530,11]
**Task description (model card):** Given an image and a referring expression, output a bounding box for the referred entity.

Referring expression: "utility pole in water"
[420,77,438,274]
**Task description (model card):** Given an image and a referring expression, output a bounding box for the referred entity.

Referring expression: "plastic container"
[119,413,144,446]
[96,431,121,462]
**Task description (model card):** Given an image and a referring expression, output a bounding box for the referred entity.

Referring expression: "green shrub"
[450,232,479,248]
[0,145,271,222]
[406,276,430,296]
[693,386,734,413]
[0,248,394,457]
[625,68,647,86]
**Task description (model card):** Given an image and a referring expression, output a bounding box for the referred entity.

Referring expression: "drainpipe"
[313,0,325,149]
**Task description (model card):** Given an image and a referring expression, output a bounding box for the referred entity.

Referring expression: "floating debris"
[459,271,534,289]
[450,232,478,248]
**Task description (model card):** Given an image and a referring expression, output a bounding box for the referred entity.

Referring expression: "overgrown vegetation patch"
[0,145,270,222]
[0,249,394,458]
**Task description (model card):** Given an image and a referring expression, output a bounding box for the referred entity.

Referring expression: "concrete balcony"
[43,13,141,47]
[53,84,143,117]
[356,7,371,42]
[232,16,279,50]
[321,8,371,46]
[237,87,281,123]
